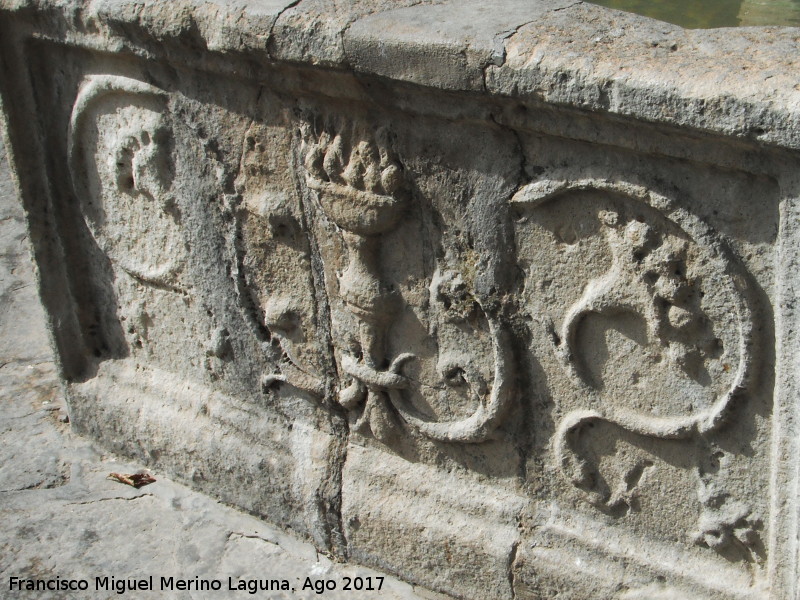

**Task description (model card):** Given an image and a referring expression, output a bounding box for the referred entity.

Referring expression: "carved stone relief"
[64,70,772,592]
[65,75,343,545]
[67,76,188,367]
[10,0,794,592]
[67,75,227,379]
[234,119,327,399]
[694,476,763,562]
[511,177,760,557]
[69,76,184,290]
[298,112,515,444]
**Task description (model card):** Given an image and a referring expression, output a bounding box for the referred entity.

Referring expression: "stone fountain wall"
[1,1,799,598]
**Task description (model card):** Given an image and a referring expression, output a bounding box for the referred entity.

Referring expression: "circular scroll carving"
[511,178,754,507]
[69,75,183,287]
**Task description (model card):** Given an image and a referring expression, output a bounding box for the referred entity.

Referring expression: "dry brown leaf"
[107,471,157,488]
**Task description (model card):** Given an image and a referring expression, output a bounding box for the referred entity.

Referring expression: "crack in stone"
[507,538,520,600]
[487,113,527,188]
[0,406,60,420]
[1,472,71,494]
[266,0,303,60]
[227,531,281,547]
[341,0,433,69]
[552,1,584,13]
[489,22,534,69]
[0,358,53,370]
[1,484,51,494]
[6,283,33,293]
[66,494,155,506]
[290,121,349,559]
[323,432,348,559]
[482,1,584,89]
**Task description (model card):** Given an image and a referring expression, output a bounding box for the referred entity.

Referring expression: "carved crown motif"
[300,119,407,235]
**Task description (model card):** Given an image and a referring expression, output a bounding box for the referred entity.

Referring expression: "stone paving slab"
[0,137,448,600]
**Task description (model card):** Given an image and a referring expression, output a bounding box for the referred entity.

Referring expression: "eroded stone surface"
[0,136,441,600]
[1,1,798,599]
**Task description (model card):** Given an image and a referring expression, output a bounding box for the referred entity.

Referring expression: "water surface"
[587,0,800,28]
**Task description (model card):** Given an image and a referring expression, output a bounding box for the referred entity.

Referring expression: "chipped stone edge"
[0,0,798,150]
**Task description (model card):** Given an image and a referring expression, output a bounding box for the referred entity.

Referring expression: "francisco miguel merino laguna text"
[9,575,293,594]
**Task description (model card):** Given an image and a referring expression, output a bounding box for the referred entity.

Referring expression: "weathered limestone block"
[1,1,798,598]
